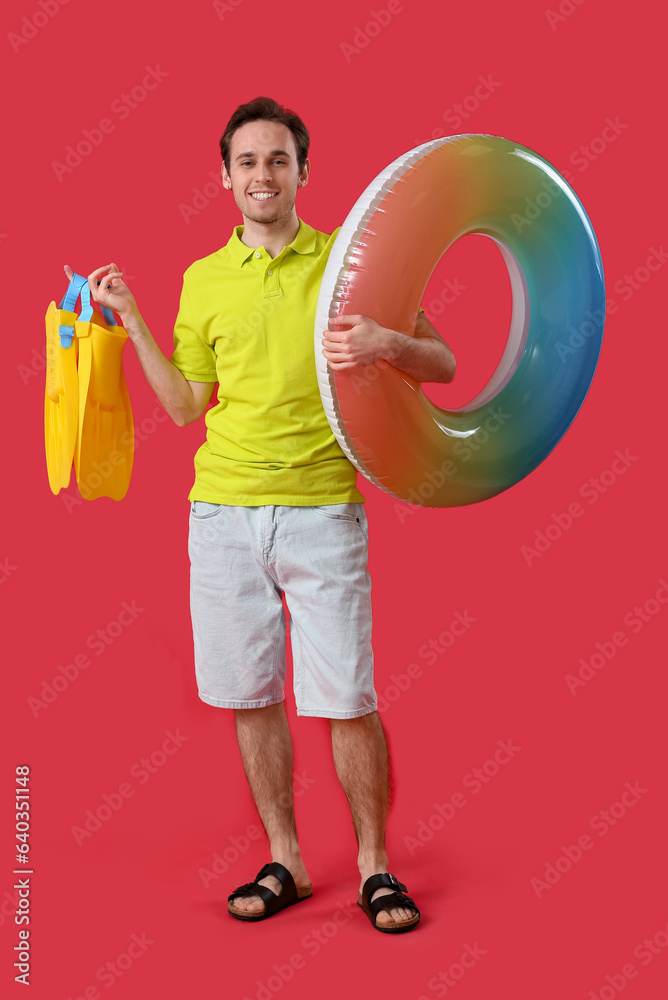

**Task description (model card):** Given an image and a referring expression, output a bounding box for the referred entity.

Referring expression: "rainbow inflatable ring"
[314,134,605,507]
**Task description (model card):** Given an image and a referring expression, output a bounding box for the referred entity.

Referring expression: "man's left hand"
[322,315,395,370]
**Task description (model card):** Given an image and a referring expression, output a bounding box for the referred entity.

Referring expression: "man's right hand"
[63,262,138,325]
[62,262,211,427]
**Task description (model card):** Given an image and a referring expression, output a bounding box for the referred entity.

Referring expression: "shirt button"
[254,251,261,258]
[267,269,273,276]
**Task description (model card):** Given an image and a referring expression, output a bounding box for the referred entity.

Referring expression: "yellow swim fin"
[44,274,88,494]
[74,284,134,501]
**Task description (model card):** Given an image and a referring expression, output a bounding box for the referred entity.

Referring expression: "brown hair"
[219,96,310,174]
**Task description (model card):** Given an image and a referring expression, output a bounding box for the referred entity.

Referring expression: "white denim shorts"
[187,502,377,718]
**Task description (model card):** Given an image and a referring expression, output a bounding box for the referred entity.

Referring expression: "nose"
[257,160,274,181]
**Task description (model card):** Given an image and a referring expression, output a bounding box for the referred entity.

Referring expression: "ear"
[221,163,232,190]
[298,157,311,189]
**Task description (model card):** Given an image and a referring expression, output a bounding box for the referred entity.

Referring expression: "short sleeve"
[170,275,218,382]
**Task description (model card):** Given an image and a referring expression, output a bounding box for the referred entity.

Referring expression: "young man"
[66,96,455,933]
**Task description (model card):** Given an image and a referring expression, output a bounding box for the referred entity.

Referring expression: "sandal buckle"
[387,872,407,893]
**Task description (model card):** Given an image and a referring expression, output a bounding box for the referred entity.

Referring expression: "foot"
[358,869,419,928]
[229,855,311,916]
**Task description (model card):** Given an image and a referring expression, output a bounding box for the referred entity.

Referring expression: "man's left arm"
[322,313,456,384]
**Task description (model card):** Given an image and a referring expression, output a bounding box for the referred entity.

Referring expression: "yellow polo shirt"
[171,218,365,505]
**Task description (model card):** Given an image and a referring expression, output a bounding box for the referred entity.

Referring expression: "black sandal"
[227,861,312,921]
[358,872,421,933]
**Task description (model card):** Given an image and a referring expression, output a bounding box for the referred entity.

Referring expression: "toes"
[230,875,282,914]
[231,894,264,913]
[375,905,416,925]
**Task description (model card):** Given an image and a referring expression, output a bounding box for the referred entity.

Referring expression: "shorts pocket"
[190,500,224,518]
[312,503,363,523]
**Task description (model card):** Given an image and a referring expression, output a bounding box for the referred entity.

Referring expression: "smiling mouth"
[250,192,278,200]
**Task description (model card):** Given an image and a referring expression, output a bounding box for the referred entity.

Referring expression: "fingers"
[322,338,348,356]
[323,327,352,346]
[85,265,124,302]
[323,345,355,366]
[87,264,123,288]
[87,264,115,281]
[63,264,122,284]
[328,313,363,326]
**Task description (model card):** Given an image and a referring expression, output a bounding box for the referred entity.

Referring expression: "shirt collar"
[225,218,317,267]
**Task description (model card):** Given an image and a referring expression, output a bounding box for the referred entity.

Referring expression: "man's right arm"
[64,262,214,426]
[123,308,215,427]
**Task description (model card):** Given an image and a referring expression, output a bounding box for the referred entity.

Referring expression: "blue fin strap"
[79,283,115,325]
[79,281,94,323]
[100,303,116,326]
[92,277,117,326]
[57,272,88,348]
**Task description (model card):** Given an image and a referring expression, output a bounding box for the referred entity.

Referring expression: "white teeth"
[251,192,277,200]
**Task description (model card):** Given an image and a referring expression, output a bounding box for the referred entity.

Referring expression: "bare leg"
[229,702,311,914]
[330,711,417,926]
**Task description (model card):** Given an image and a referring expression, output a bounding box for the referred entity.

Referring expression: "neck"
[239,211,300,259]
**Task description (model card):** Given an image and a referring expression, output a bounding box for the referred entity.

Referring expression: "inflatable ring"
[314,134,605,507]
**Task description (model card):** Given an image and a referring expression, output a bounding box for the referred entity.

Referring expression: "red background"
[2,1,666,997]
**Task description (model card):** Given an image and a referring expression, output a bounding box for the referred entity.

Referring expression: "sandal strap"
[255,861,296,894]
[369,890,419,920]
[361,872,407,907]
[255,861,291,883]
[228,881,260,899]
[228,861,298,915]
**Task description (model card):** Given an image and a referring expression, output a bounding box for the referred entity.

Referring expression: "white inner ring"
[454,235,530,412]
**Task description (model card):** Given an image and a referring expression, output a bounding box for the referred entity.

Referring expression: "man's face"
[222,119,310,227]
